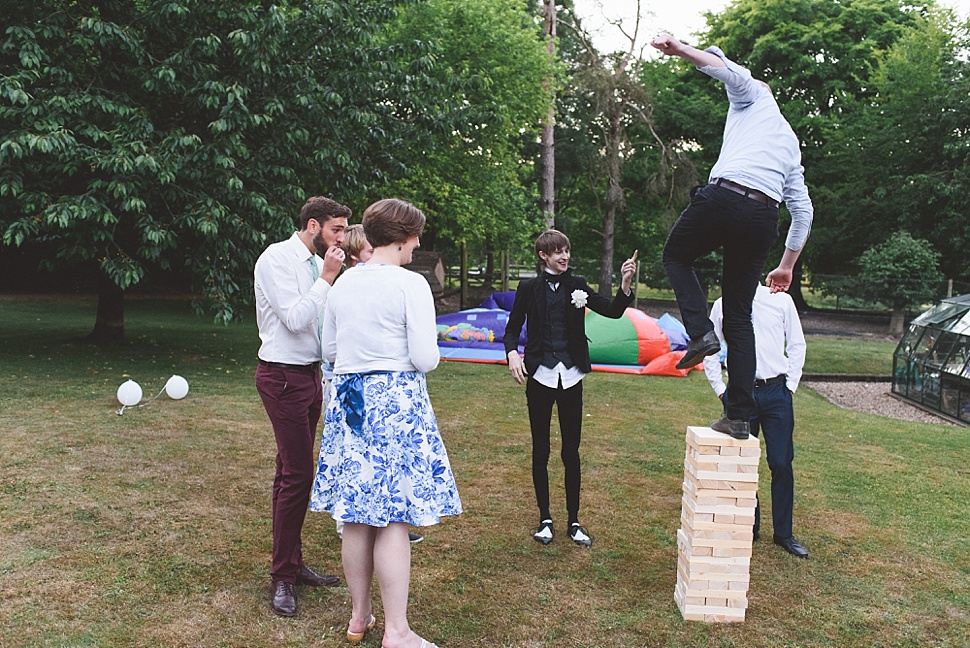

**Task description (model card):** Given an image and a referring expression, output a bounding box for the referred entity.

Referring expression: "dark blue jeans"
[663,184,779,419]
[750,381,796,539]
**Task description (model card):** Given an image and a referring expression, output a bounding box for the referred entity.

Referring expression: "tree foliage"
[812,8,970,281]
[857,230,943,334]
[550,3,694,292]
[0,0,434,338]
[696,0,969,286]
[384,0,554,268]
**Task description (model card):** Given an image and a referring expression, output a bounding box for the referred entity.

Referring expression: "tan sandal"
[346,614,376,644]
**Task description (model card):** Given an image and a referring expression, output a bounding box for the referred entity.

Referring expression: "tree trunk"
[89,270,125,343]
[789,259,810,311]
[890,305,906,338]
[598,179,620,294]
[539,0,556,229]
[483,248,495,287]
[598,109,623,295]
[460,240,468,311]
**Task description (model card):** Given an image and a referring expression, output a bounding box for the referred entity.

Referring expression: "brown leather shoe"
[271,581,297,617]
[297,564,341,587]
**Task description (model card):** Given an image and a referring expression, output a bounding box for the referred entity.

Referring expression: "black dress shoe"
[710,416,750,439]
[675,331,721,370]
[773,535,809,558]
[568,523,592,547]
[271,581,297,616]
[297,564,341,587]
[533,519,553,545]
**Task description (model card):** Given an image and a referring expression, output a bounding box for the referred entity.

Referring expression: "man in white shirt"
[651,35,813,441]
[254,196,350,616]
[703,285,809,558]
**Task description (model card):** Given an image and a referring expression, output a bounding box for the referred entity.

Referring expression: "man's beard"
[311,231,328,254]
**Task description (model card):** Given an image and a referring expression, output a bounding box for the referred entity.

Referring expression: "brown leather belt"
[712,178,780,209]
[258,359,321,374]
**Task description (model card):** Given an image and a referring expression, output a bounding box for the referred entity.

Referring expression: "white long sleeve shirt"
[323,263,439,375]
[254,232,330,365]
[699,46,814,252]
[703,285,806,397]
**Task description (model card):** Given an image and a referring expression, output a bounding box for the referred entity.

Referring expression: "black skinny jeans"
[526,377,583,524]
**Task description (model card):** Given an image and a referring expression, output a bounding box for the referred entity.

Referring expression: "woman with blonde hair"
[311,199,461,648]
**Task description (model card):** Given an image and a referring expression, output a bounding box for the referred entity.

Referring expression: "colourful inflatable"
[436,292,698,377]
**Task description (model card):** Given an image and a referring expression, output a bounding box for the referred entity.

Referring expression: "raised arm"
[650,34,725,68]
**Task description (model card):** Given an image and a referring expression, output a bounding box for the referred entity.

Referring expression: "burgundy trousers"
[255,362,323,584]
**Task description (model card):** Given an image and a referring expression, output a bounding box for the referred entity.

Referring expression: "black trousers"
[526,377,583,523]
[662,184,779,420]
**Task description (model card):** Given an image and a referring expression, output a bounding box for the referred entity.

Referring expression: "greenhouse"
[892,294,970,425]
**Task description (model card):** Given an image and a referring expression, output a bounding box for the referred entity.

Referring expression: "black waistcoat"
[540,282,574,369]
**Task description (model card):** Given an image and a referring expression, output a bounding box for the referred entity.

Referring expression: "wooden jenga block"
[682,479,759,509]
[682,493,756,518]
[684,516,754,535]
[676,426,759,624]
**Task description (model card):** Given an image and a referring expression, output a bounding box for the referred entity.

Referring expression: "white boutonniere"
[570,289,588,309]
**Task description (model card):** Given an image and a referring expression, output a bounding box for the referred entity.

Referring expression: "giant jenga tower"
[675,425,761,622]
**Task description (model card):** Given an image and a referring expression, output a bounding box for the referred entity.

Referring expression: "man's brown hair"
[535,229,570,258]
[361,198,425,248]
[299,196,352,230]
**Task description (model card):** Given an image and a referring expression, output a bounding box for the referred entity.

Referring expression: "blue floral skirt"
[309,371,462,527]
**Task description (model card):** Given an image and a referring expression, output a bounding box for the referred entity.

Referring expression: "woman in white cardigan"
[310,198,461,648]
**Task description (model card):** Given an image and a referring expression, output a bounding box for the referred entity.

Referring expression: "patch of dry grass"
[1,297,968,647]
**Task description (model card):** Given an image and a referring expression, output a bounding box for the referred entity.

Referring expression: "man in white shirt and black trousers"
[703,285,809,558]
[254,196,350,616]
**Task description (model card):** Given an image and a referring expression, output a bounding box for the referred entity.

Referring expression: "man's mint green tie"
[308,256,322,348]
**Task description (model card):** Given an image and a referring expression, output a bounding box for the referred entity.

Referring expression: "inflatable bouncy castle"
[436,292,702,377]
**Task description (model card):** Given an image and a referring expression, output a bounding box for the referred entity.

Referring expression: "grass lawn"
[0,296,966,647]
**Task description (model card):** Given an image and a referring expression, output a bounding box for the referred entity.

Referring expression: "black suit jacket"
[504,269,634,375]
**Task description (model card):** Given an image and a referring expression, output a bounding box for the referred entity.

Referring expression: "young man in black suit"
[505,229,637,547]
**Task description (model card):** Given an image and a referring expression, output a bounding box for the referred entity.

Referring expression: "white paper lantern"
[116,380,143,406]
[165,375,189,400]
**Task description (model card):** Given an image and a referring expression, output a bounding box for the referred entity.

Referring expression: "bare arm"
[650,34,725,68]
[765,247,802,294]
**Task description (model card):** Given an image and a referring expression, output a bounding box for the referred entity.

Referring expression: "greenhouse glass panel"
[940,376,962,417]
[926,331,960,369]
[892,294,970,426]
[943,338,970,378]
[893,357,911,397]
[921,369,941,408]
[960,388,970,423]
[897,324,924,356]
[912,328,941,363]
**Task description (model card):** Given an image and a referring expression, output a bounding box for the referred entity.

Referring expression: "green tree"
[385,0,554,287]
[551,2,691,294]
[813,9,970,285]
[857,230,943,336]
[695,0,926,307]
[0,0,433,341]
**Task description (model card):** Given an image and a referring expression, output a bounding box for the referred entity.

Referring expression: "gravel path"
[803,381,958,426]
